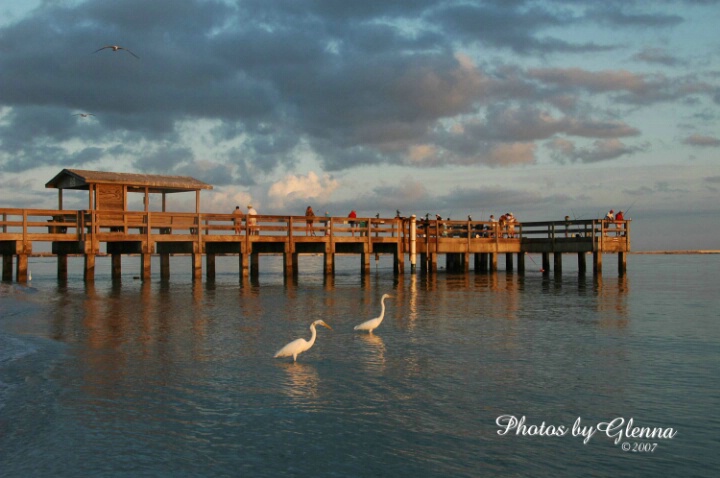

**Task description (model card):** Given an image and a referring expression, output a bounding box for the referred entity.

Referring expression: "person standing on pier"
[305,206,316,236]
[604,209,614,236]
[564,215,571,237]
[348,209,357,237]
[615,210,624,236]
[498,213,508,238]
[486,214,497,237]
[324,211,331,236]
[247,204,258,235]
[507,212,517,238]
[233,206,244,234]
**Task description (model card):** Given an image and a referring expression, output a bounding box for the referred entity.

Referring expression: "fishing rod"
[623,198,638,216]
[525,253,545,272]
[570,209,586,220]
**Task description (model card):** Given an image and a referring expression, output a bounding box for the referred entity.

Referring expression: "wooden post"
[542,253,550,274]
[489,253,497,272]
[161,254,170,280]
[111,253,121,280]
[57,254,68,281]
[446,253,457,272]
[517,253,525,274]
[84,253,95,282]
[3,255,13,281]
[393,247,404,274]
[593,251,602,276]
[361,246,371,275]
[207,253,216,281]
[409,215,417,273]
[578,252,586,275]
[618,252,627,275]
[16,254,29,283]
[250,252,259,277]
[191,253,202,280]
[553,253,562,275]
[141,253,152,281]
[429,252,438,273]
[505,253,514,272]
[240,253,249,278]
[324,247,334,275]
[478,253,488,273]
[283,252,297,277]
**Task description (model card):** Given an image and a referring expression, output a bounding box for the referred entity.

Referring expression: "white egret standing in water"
[354,294,393,333]
[274,319,332,362]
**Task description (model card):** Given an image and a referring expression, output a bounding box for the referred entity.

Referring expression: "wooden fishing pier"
[1,169,631,283]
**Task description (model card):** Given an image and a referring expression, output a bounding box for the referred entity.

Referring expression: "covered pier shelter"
[43,169,213,281]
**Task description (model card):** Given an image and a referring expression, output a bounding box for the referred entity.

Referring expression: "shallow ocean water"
[1,253,718,477]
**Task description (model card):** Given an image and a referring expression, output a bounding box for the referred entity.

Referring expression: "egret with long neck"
[354,294,393,334]
[274,319,332,362]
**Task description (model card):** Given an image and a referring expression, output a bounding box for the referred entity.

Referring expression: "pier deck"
[1,208,630,282]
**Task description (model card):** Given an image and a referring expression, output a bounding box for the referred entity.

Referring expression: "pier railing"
[0,208,629,251]
[0,209,403,241]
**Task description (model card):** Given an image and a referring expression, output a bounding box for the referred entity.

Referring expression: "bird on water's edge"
[274,319,332,362]
[354,294,393,334]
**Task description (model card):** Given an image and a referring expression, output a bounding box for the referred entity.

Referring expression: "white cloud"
[267,171,339,209]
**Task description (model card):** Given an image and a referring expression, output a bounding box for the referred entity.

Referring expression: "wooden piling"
[593,251,602,275]
[207,253,216,281]
[57,254,68,281]
[161,254,170,280]
[554,253,562,275]
[141,253,152,281]
[517,253,525,274]
[542,253,550,273]
[578,252,586,274]
[240,253,248,278]
[16,254,28,283]
[191,253,201,281]
[250,252,259,277]
[84,254,95,282]
[111,253,121,279]
[2,255,12,281]
[505,253,514,272]
[618,251,627,275]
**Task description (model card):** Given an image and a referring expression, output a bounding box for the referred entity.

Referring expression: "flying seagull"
[93,45,139,59]
[73,113,95,118]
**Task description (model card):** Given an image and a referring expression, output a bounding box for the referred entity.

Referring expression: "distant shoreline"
[632,250,720,255]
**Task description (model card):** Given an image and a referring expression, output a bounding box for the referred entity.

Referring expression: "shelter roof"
[45,169,213,194]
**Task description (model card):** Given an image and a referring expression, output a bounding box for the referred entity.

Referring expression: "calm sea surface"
[1,254,718,477]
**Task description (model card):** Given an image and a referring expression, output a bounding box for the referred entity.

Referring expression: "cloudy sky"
[1,0,718,250]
